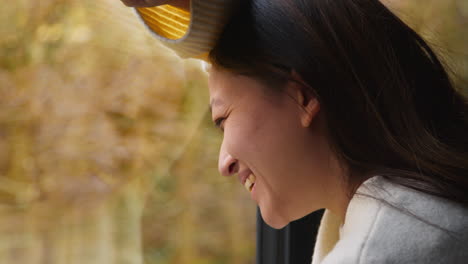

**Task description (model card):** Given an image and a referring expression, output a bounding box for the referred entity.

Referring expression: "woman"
[122,0,468,263]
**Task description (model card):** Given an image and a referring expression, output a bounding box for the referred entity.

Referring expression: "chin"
[267,220,289,230]
[260,207,290,230]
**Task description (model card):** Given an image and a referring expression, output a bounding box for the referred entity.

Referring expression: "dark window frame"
[256,208,324,264]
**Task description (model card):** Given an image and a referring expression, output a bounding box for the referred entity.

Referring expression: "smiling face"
[208,67,349,229]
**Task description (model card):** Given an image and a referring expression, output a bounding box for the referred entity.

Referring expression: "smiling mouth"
[244,174,256,192]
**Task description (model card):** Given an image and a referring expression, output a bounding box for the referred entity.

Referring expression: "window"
[257,208,324,264]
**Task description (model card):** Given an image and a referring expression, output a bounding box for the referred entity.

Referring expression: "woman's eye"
[214,117,226,132]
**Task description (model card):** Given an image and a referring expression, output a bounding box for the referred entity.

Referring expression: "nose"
[218,143,239,176]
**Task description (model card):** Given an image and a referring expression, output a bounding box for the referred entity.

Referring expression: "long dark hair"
[208,0,468,206]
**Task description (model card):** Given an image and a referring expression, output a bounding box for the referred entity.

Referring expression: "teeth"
[244,174,256,192]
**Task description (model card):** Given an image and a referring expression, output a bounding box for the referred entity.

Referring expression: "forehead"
[208,68,236,96]
[208,69,286,111]
[208,69,241,108]
[208,68,265,101]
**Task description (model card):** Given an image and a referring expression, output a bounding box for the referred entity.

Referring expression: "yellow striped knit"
[134,0,238,61]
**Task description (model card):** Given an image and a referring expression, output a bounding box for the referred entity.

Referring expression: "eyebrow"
[209,98,224,113]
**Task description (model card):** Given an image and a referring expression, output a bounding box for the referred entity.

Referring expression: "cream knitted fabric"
[311,210,343,264]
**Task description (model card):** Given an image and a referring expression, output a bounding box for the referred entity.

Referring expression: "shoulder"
[322,176,468,264]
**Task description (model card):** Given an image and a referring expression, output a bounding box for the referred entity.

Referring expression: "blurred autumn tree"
[0,0,466,264]
[0,0,255,263]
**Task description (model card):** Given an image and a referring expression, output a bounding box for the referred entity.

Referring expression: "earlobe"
[301,96,320,127]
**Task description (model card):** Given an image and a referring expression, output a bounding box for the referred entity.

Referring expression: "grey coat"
[312,176,468,264]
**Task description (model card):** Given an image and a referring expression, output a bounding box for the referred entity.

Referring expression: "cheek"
[223,99,302,186]
[222,117,261,161]
[251,110,303,191]
[227,107,294,178]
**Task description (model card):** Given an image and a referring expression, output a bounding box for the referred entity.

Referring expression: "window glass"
[0,1,255,263]
[0,1,466,264]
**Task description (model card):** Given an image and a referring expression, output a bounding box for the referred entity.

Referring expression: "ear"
[296,88,320,127]
[290,71,320,127]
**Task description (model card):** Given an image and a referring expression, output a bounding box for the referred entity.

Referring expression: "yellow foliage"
[0,0,255,263]
[0,0,465,264]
